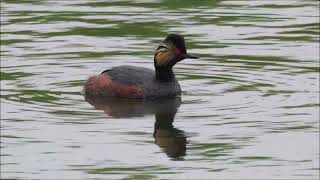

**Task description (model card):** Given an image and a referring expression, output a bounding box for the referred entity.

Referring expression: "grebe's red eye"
[175,48,181,56]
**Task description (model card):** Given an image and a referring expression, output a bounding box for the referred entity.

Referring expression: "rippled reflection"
[85,95,187,160]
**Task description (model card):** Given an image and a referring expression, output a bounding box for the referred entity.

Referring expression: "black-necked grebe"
[84,34,198,99]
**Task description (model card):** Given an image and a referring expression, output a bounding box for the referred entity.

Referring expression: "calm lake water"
[1,0,319,179]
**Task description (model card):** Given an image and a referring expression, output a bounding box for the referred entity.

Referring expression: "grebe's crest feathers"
[154,41,176,66]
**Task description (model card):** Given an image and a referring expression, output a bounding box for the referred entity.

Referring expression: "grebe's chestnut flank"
[84,34,198,99]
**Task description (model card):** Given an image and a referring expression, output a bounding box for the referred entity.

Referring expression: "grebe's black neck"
[155,66,175,82]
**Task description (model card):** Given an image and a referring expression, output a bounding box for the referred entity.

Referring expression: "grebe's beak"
[182,53,198,59]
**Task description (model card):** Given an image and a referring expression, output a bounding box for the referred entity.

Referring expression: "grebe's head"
[154,34,198,68]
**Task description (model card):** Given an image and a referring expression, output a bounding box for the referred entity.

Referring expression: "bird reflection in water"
[85,95,187,160]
